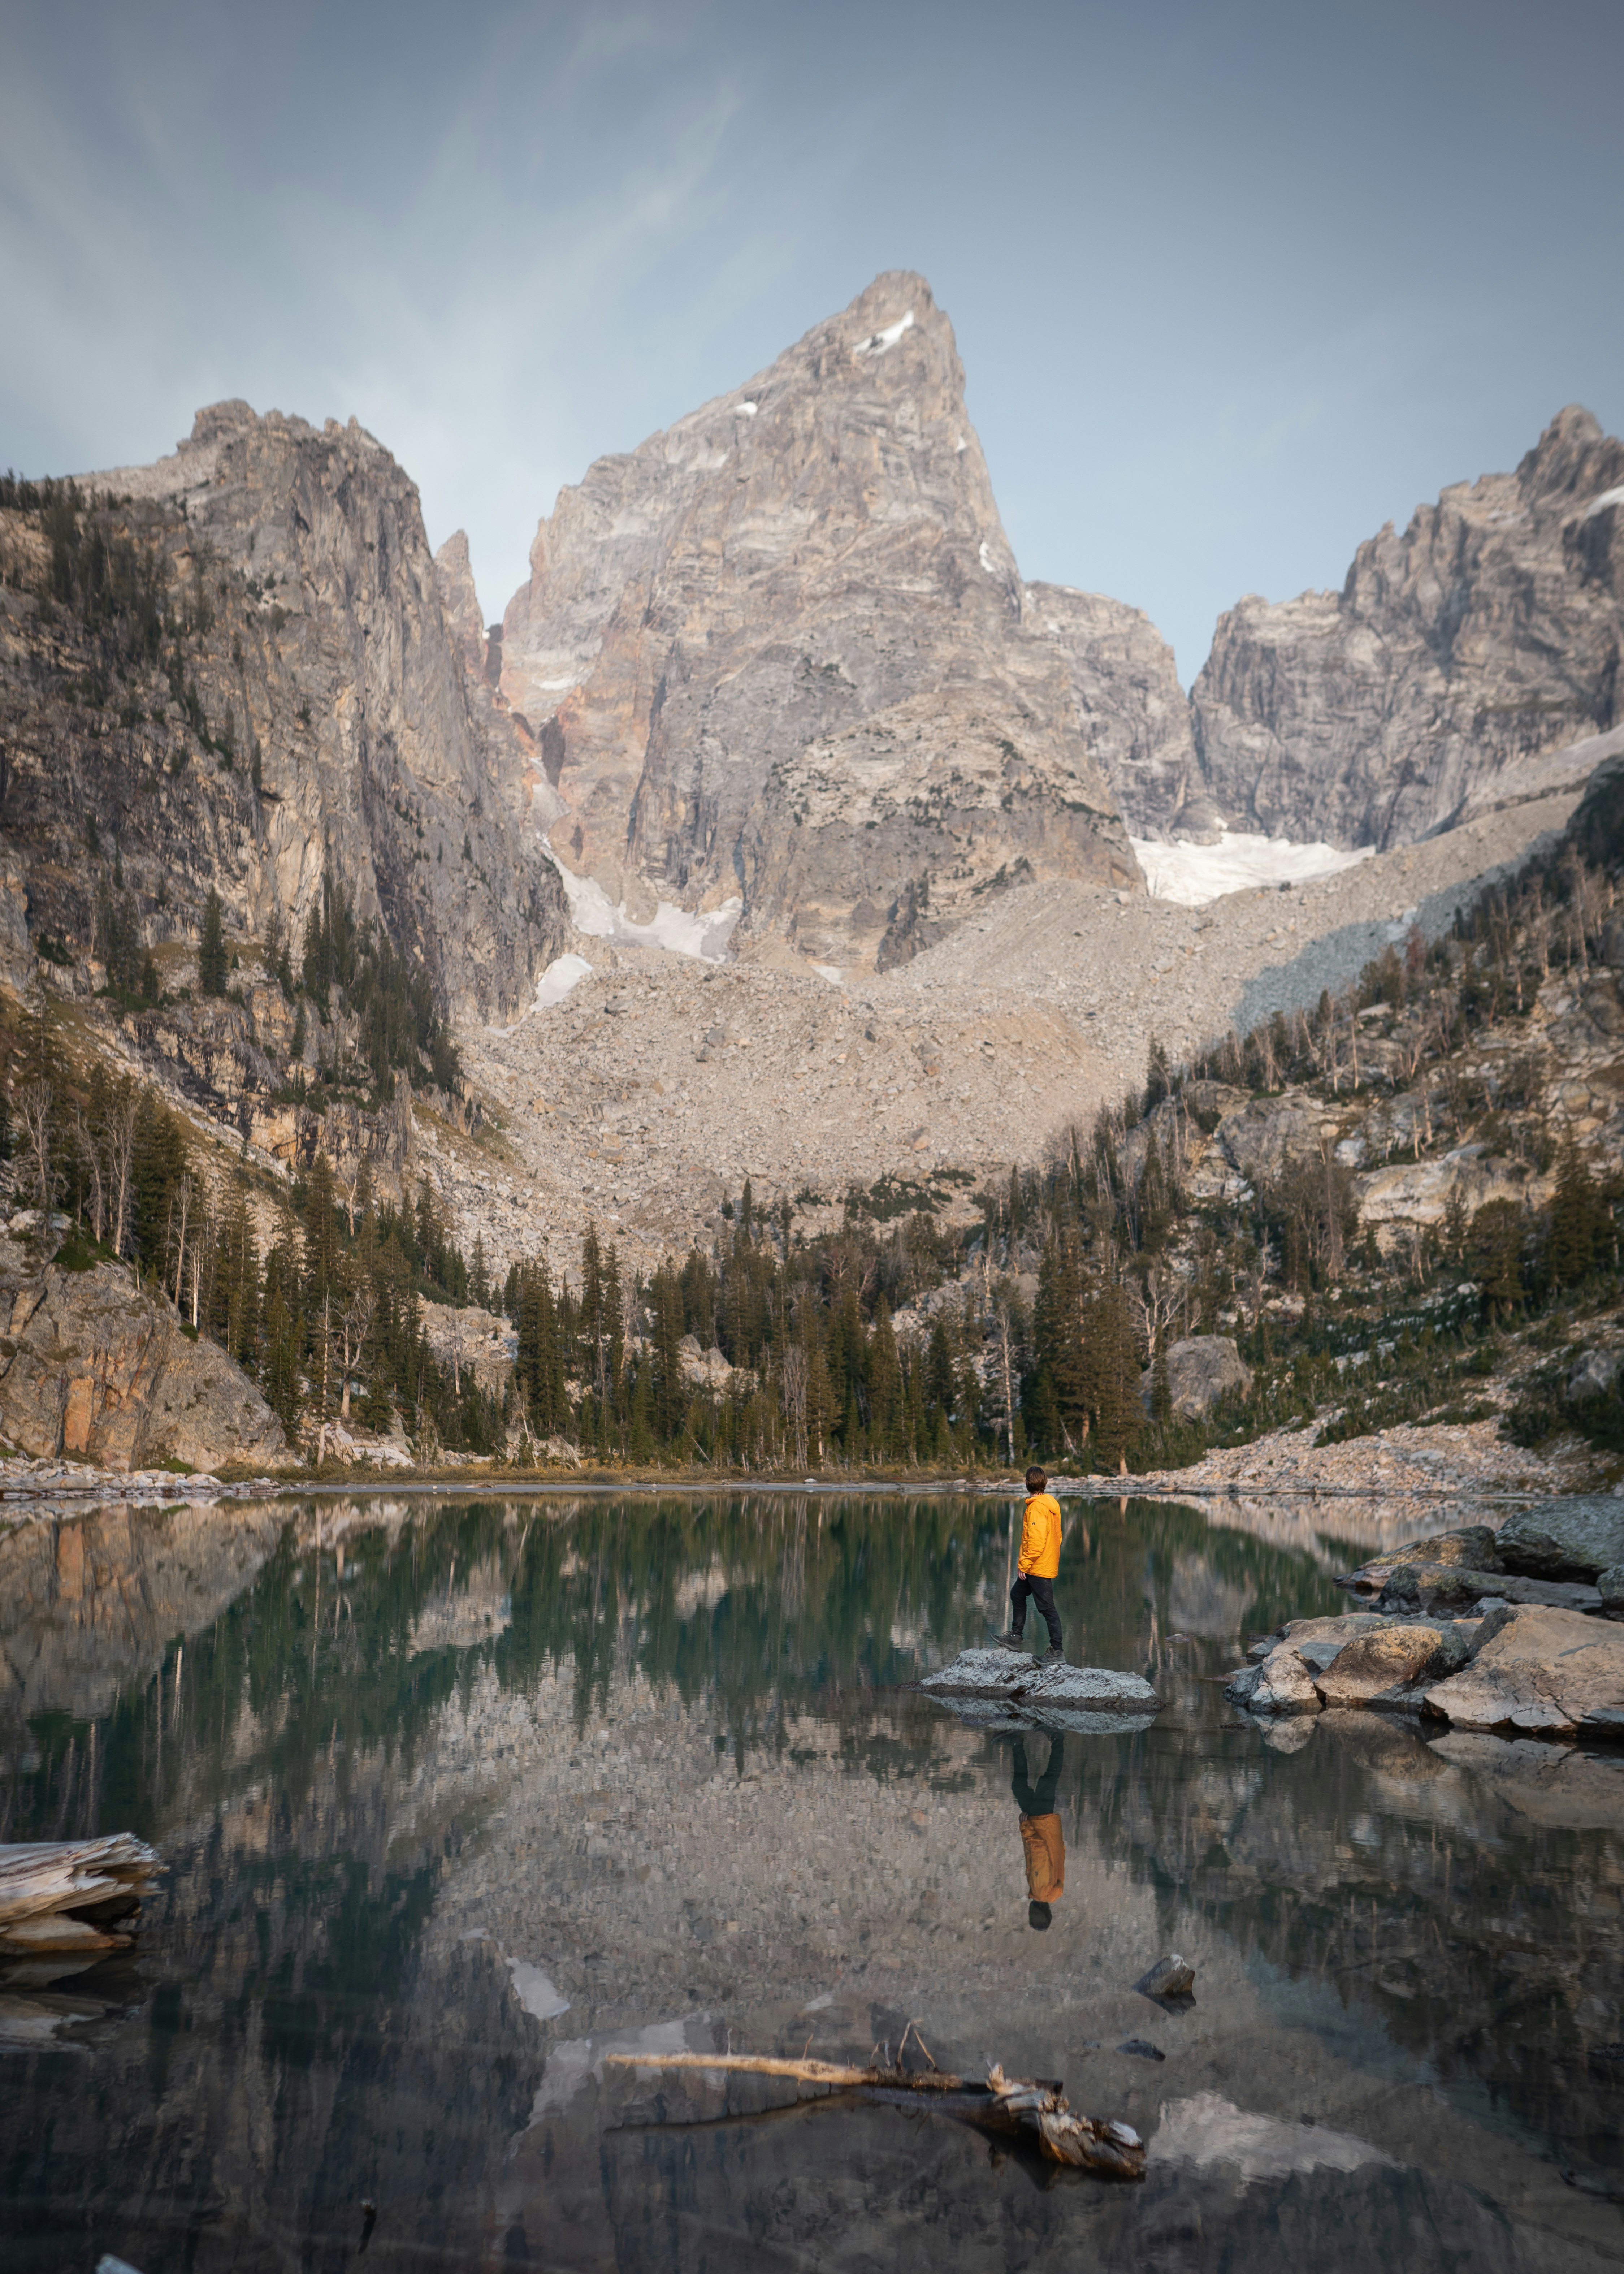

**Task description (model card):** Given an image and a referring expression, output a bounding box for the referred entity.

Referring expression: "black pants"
[1012,1733,1065,1818]
[1010,1573,1062,1652]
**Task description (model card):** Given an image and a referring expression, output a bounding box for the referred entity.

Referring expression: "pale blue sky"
[2,0,1620,679]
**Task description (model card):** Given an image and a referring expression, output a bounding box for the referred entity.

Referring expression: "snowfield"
[1133,830,1374,907]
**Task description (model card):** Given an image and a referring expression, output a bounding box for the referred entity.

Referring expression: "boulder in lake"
[1336,1526,1501,1595]
[1377,1563,1601,1614]
[921,1649,1160,1719]
[1227,1643,1320,1715]
[1496,1499,1624,1583]
[1422,1604,1624,1735]
[1133,1953,1195,2002]
[1315,1623,1468,1709]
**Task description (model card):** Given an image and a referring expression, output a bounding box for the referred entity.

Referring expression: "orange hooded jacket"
[1017,1492,1062,1580]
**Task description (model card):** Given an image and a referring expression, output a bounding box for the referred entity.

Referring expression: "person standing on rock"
[1011,1732,1065,1930]
[996,1467,1065,1661]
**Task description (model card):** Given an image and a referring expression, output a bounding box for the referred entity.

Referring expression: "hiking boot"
[1040,1646,1067,1666]
[992,1630,1027,1651]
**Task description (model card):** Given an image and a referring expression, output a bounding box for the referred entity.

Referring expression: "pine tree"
[198,888,227,996]
[1549,1141,1605,1287]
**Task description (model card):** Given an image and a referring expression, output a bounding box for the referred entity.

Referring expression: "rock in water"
[1314,1624,1466,1709]
[498,273,1142,973]
[1133,1954,1195,2001]
[1189,405,1624,849]
[1496,1498,1624,1583]
[1227,1643,1321,1716]
[1423,1605,1624,1735]
[920,1649,1160,1731]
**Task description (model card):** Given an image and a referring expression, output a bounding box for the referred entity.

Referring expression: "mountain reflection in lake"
[2,1492,1621,2272]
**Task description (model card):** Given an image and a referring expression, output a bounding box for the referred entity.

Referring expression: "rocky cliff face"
[2,401,565,1022]
[0,1239,288,1471]
[499,273,1140,970]
[1190,406,1624,849]
[1024,582,1197,836]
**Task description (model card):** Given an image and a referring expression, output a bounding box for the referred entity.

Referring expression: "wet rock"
[1497,1497,1624,1582]
[1423,1604,1624,1735]
[1336,1525,1501,1595]
[1133,1954,1195,2001]
[1314,1624,1467,1709]
[1377,1563,1602,1615]
[1278,1612,1407,1672]
[920,1649,1160,1714]
[1228,1643,1320,1715]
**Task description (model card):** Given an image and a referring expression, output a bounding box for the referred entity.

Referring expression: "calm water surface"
[2,1491,1621,2272]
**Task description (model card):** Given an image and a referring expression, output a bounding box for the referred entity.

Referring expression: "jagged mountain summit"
[18,401,565,1021]
[499,272,1157,970]
[1187,406,1624,850]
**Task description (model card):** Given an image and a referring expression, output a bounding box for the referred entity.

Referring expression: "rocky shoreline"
[1226,1496,1624,1737]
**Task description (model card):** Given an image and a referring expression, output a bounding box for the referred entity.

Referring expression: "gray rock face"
[1022,583,1196,837]
[1189,406,1624,849]
[1497,1496,1624,1582]
[1337,1527,1503,1596]
[1567,1348,1622,1402]
[1423,1604,1624,1735]
[0,1251,287,1473]
[499,273,1139,971]
[1143,1335,1252,1421]
[16,402,567,1024]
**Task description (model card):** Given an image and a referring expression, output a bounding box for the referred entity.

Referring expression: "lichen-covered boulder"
[1496,1499,1624,1583]
[1377,1564,1601,1614]
[1336,1526,1501,1596]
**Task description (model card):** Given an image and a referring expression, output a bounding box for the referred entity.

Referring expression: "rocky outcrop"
[1495,1495,1624,1581]
[5,402,566,1024]
[1142,1335,1252,1420]
[499,274,1139,971]
[1189,406,1624,849]
[1422,1603,1624,1735]
[1022,584,1196,837]
[0,1243,287,1471]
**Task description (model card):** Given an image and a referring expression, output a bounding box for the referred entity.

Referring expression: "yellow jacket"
[1017,1492,1062,1579]
[1020,1812,1065,1901]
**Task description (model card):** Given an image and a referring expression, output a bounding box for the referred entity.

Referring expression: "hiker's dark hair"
[1025,1465,1047,1493]
[1028,1901,1052,1931]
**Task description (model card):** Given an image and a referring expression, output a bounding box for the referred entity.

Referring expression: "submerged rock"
[1133,1954,1195,2002]
[1423,1605,1624,1736]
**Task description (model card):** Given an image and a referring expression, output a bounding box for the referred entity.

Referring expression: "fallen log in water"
[0,1836,161,1956]
[601,2049,1146,2179]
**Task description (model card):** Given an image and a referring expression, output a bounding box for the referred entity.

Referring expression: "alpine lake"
[3,1488,1622,2273]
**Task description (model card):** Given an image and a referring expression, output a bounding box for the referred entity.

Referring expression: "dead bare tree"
[338,1282,374,1420]
[14,1079,53,1220]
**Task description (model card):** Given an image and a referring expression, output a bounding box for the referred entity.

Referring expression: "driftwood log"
[0,1836,161,1956]
[602,2049,1146,2179]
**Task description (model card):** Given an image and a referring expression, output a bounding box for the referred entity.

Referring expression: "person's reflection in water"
[1011,1732,1065,1929]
